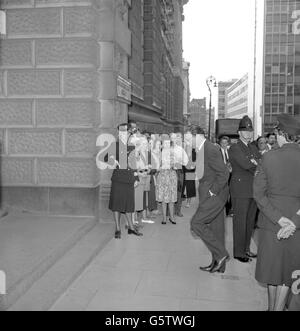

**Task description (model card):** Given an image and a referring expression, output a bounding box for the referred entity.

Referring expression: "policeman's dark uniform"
[253,114,300,288]
[228,117,260,261]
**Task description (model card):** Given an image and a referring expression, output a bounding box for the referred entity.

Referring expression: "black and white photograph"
[0,0,300,314]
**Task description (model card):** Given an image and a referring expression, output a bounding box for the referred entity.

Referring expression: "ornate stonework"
[116,0,129,23]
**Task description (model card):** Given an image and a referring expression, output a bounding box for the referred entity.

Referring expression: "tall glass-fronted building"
[264,0,300,132]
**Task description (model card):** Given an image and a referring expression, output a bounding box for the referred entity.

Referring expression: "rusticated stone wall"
[0,0,132,218]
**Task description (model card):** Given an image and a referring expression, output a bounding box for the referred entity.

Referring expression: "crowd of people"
[108,121,199,238]
[105,114,300,311]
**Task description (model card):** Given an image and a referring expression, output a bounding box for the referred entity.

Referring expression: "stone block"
[37,158,96,186]
[0,100,33,126]
[1,158,34,185]
[8,129,62,156]
[0,0,33,8]
[0,40,32,67]
[0,129,6,155]
[65,129,96,156]
[98,42,114,69]
[7,8,61,37]
[36,39,97,66]
[36,0,92,6]
[49,187,96,216]
[1,187,49,212]
[0,71,4,96]
[98,71,116,99]
[99,100,115,128]
[64,70,95,96]
[36,99,95,127]
[7,70,61,96]
[64,7,95,35]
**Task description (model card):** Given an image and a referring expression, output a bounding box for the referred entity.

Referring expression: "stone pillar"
[96,0,132,221]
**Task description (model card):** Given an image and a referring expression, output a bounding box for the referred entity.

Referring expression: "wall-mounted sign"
[117,76,132,103]
[0,11,6,35]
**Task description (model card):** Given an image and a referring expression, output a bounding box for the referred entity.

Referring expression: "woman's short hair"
[219,136,230,142]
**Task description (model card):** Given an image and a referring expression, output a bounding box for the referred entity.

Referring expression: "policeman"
[228,116,260,263]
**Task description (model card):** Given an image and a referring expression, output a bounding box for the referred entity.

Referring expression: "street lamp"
[206,76,217,140]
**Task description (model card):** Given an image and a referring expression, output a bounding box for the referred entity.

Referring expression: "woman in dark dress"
[109,123,143,239]
[183,148,197,207]
[253,115,300,311]
[183,129,197,208]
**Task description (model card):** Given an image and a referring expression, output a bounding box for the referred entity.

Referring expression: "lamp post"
[206,76,217,140]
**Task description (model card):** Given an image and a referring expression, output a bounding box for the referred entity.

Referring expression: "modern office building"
[217,80,237,119]
[259,0,300,133]
[226,74,249,119]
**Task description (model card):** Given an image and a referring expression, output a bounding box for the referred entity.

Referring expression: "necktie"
[225,150,229,163]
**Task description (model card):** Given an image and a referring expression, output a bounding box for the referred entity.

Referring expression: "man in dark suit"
[228,116,260,263]
[218,136,232,216]
[191,126,230,274]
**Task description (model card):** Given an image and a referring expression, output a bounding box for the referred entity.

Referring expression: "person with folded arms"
[253,114,300,311]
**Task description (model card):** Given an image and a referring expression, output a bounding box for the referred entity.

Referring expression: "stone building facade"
[128,0,188,133]
[182,60,190,118]
[0,0,132,219]
[189,98,207,129]
[0,0,188,218]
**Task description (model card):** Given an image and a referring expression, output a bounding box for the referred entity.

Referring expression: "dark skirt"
[148,174,157,211]
[184,180,196,199]
[109,170,135,213]
[255,229,300,287]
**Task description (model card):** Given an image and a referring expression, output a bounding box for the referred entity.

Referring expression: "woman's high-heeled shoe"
[169,218,177,225]
[128,228,143,237]
[115,230,121,239]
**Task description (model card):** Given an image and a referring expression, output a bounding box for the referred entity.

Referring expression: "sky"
[183,0,256,100]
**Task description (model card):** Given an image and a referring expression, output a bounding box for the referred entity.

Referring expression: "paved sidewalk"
[51,201,267,311]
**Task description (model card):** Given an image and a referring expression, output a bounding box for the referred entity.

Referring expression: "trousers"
[191,185,228,261]
[232,198,257,258]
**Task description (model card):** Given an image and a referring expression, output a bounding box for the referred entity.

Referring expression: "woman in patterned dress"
[156,134,178,225]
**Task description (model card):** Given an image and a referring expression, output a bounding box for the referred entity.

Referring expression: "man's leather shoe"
[234,257,251,263]
[246,252,257,259]
[128,228,143,237]
[199,261,215,272]
[210,256,229,274]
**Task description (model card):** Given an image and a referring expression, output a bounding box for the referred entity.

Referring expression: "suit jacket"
[253,143,300,232]
[198,140,230,204]
[228,140,260,198]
